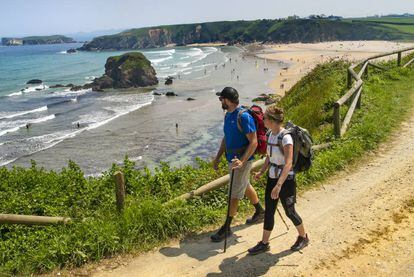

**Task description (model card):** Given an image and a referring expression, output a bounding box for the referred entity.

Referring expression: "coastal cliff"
[78,18,414,51]
[1,35,75,46]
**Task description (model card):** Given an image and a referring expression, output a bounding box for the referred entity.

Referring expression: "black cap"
[216,87,239,101]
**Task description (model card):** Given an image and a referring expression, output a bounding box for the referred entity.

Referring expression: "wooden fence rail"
[334,46,414,138]
[0,214,71,225]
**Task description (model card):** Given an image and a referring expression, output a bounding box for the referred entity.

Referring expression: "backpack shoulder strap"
[237,108,249,133]
[277,129,293,156]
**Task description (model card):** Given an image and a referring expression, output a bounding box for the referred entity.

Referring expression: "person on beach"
[211,87,264,242]
[248,105,309,255]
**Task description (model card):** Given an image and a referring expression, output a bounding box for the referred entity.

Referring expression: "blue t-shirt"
[223,107,257,162]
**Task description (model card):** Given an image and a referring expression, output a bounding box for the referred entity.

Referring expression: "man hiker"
[248,105,309,255]
[211,87,264,242]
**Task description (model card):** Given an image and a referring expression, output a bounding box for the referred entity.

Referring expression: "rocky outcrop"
[165,77,173,85]
[66,48,77,53]
[253,93,280,105]
[1,38,23,46]
[2,35,75,46]
[78,28,174,51]
[26,79,43,84]
[49,84,74,88]
[78,25,204,51]
[71,52,158,91]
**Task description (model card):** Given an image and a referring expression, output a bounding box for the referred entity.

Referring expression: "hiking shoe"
[210,226,232,242]
[290,234,309,251]
[248,241,270,255]
[245,210,265,225]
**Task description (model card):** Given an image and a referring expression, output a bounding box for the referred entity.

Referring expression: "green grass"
[1,55,414,275]
[107,52,152,71]
[346,16,414,36]
[281,54,414,186]
[381,24,414,35]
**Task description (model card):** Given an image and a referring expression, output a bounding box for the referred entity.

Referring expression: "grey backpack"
[269,121,314,172]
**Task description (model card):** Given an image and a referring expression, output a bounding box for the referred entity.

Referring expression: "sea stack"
[73,52,158,91]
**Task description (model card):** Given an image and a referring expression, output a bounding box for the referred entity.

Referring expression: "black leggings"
[264,175,303,231]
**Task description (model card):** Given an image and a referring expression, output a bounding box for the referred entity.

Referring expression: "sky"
[1,0,413,37]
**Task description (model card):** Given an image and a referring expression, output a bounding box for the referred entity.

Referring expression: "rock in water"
[70,52,158,92]
[166,91,177,96]
[165,77,173,85]
[66,48,77,53]
[97,52,158,89]
[27,79,43,84]
[92,75,113,90]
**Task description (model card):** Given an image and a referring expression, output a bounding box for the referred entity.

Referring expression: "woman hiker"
[248,105,309,255]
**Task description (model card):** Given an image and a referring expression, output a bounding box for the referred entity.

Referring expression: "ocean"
[0,43,280,174]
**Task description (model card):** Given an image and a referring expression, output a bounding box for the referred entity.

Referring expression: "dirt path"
[82,109,414,277]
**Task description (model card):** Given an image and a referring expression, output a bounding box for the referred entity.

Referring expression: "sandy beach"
[257,41,414,96]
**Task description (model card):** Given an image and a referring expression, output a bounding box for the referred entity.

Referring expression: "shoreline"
[256,40,414,97]
[5,45,282,175]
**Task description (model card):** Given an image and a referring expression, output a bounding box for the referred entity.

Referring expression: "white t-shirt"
[267,129,294,178]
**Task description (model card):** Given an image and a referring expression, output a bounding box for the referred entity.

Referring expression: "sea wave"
[150,56,173,65]
[7,84,49,97]
[0,129,82,166]
[50,88,91,97]
[0,106,48,120]
[22,84,49,93]
[146,49,176,55]
[85,94,154,130]
[0,114,56,137]
[7,91,23,97]
[47,97,78,108]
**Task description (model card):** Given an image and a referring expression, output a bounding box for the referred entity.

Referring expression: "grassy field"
[346,16,414,36]
[1,54,414,275]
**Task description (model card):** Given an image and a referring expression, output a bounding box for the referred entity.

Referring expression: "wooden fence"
[334,46,414,138]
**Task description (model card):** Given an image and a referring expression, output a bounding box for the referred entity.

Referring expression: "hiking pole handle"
[224,168,235,253]
[276,207,289,230]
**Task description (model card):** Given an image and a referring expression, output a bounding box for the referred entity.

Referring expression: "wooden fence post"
[113,171,125,212]
[356,87,362,109]
[333,103,341,138]
[398,52,402,67]
[347,68,353,88]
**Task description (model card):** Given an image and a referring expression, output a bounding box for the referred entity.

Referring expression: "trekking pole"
[224,168,235,253]
[276,207,289,230]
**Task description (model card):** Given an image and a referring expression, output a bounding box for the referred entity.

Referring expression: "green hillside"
[79,18,414,51]
[346,16,414,36]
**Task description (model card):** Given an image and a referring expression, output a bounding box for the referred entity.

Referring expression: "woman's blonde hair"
[265,105,284,123]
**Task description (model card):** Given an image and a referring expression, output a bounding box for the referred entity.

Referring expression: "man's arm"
[240,132,258,164]
[215,137,226,161]
[213,137,226,170]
